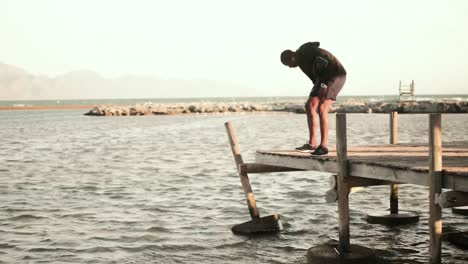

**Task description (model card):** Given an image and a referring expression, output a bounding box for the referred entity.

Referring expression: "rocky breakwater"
[84,102,292,116]
[84,100,468,116]
[334,100,468,113]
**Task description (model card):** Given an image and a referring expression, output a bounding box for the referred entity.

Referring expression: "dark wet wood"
[390,112,399,214]
[336,113,350,252]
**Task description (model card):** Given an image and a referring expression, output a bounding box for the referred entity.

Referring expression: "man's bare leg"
[305,97,320,147]
[318,99,334,148]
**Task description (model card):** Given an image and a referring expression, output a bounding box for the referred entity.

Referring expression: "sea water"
[0,108,467,263]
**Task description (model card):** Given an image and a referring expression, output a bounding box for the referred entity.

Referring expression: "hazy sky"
[2,0,468,97]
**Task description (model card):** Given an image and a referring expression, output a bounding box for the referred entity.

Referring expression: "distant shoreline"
[0,105,99,111]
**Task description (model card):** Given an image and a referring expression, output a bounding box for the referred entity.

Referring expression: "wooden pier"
[226,112,468,264]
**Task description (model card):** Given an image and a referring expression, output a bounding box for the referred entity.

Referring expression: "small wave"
[75,246,115,253]
[118,243,206,253]
[0,243,15,249]
[141,207,172,213]
[3,214,46,221]
[87,236,120,242]
[213,241,247,249]
[272,245,305,252]
[117,245,163,253]
[145,226,170,233]
[109,195,126,199]
[95,220,139,225]
[80,185,99,191]
[59,213,95,219]
[28,247,71,253]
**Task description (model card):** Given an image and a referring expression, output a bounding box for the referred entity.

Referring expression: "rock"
[84,106,104,116]
[337,102,371,113]
[284,103,305,113]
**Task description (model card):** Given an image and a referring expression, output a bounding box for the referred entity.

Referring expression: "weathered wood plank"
[243,163,303,174]
[255,143,468,192]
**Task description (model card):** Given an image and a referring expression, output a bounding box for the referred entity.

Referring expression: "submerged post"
[429,114,442,264]
[390,112,399,214]
[336,113,350,252]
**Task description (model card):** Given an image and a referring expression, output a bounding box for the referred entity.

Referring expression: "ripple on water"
[2,214,47,221]
[145,226,171,233]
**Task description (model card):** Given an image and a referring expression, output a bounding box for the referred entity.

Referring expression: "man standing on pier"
[281,42,346,155]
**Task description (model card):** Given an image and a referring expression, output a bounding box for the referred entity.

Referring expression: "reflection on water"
[0,110,467,263]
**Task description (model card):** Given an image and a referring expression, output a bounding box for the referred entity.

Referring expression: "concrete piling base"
[307,244,376,264]
[231,214,283,235]
[366,212,419,225]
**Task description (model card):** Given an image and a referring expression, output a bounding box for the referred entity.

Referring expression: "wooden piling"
[390,112,399,214]
[225,122,260,220]
[390,111,398,144]
[225,122,244,171]
[429,114,442,264]
[336,113,350,252]
[239,164,260,219]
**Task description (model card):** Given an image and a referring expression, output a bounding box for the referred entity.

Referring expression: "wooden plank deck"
[256,142,468,192]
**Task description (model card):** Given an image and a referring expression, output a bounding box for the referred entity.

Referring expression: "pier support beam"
[366,112,419,225]
[438,191,468,208]
[225,122,283,234]
[429,114,443,264]
[452,206,468,216]
[336,113,350,252]
[326,175,394,203]
[307,113,375,263]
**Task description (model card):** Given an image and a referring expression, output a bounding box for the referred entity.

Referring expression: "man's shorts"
[309,75,346,100]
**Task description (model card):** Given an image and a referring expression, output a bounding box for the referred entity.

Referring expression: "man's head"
[281,49,298,68]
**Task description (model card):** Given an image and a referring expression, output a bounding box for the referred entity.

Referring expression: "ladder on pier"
[399,80,415,102]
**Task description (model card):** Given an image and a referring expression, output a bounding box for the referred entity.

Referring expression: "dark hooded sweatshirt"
[296,42,346,85]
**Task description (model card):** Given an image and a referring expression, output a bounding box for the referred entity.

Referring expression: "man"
[281,42,346,155]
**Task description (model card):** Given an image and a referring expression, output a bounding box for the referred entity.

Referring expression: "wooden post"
[390,112,399,214]
[225,122,260,220]
[225,122,244,171]
[239,165,260,220]
[336,113,350,252]
[429,114,442,264]
[399,80,402,102]
[390,111,398,144]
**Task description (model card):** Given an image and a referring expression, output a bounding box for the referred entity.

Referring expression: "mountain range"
[0,63,249,100]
